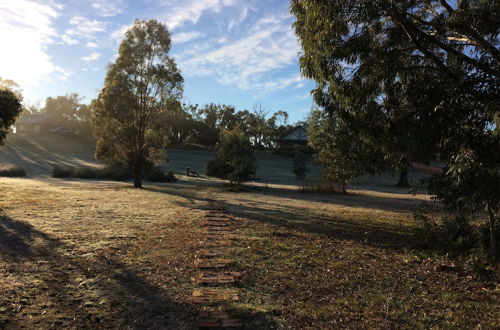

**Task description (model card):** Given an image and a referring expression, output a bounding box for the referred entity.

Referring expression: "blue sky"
[0,0,315,123]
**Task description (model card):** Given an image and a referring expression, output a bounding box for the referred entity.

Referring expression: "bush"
[413,205,499,259]
[51,165,75,178]
[293,146,309,179]
[206,159,232,179]
[145,167,176,182]
[52,165,132,181]
[301,179,345,194]
[209,127,256,184]
[0,164,26,177]
[51,165,176,183]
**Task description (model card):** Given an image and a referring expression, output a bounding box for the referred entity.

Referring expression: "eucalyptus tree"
[291,0,499,256]
[92,19,183,188]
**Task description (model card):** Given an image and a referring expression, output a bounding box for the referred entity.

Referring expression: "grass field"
[1,175,498,329]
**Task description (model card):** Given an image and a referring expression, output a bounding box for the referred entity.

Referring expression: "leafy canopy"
[291,0,499,256]
[0,88,22,145]
[207,126,256,184]
[91,19,183,188]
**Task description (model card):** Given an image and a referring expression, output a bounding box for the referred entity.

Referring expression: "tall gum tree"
[92,19,183,188]
[291,0,499,257]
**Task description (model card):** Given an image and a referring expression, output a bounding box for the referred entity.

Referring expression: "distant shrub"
[301,179,345,194]
[0,164,26,177]
[293,146,309,179]
[206,159,232,179]
[52,165,132,181]
[145,167,176,182]
[51,165,175,183]
[52,165,75,178]
[207,127,256,184]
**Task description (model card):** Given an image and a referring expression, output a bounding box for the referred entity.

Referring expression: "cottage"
[14,114,53,134]
[275,124,308,145]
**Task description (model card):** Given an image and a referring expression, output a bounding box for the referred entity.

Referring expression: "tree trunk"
[396,170,409,187]
[487,202,497,260]
[134,163,142,188]
[340,180,346,194]
[396,155,410,187]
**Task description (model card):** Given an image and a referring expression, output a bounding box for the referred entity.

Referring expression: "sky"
[0,0,316,123]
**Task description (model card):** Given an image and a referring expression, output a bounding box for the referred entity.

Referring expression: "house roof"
[276,125,308,142]
[15,114,53,124]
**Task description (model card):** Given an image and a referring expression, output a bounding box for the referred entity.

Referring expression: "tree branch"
[439,0,454,14]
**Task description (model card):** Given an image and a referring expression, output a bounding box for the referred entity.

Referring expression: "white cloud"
[92,0,124,17]
[0,0,65,86]
[62,34,78,45]
[159,0,237,30]
[85,41,99,48]
[111,24,131,41]
[54,66,73,81]
[228,6,249,31]
[172,31,204,44]
[177,14,301,92]
[65,16,107,39]
[82,52,101,62]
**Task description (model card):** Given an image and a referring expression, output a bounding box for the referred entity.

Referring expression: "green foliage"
[292,146,308,179]
[176,103,291,149]
[51,166,74,178]
[0,89,22,145]
[207,126,256,184]
[0,77,23,103]
[414,205,500,260]
[307,108,373,193]
[206,159,232,179]
[144,167,176,182]
[43,93,92,136]
[52,166,131,181]
[91,19,183,188]
[291,0,499,256]
[0,164,26,177]
[51,165,174,182]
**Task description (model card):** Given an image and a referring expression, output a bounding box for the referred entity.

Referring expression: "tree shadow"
[142,181,423,250]
[0,213,197,329]
[221,199,421,251]
[236,183,431,214]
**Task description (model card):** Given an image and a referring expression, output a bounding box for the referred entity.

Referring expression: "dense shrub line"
[52,165,175,182]
[0,164,26,177]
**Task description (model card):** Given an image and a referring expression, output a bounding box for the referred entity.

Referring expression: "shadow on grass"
[225,200,420,250]
[249,185,427,214]
[0,213,196,329]
[150,182,423,251]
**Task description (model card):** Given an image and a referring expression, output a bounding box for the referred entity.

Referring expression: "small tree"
[293,145,308,180]
[0,89,22,145]
[308,108,367,193]
[91,19,183,188]
[206,126,256,185]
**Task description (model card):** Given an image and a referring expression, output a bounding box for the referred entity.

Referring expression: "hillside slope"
[0,133,319,184]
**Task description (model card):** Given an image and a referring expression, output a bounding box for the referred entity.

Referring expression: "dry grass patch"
[0,178,213,329]
[0,178,498,328]
[216,188,499,328]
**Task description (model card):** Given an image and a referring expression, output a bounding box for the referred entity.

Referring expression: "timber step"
[192,288,239,303]
[198,311,243,328]
[192,271,242,284]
